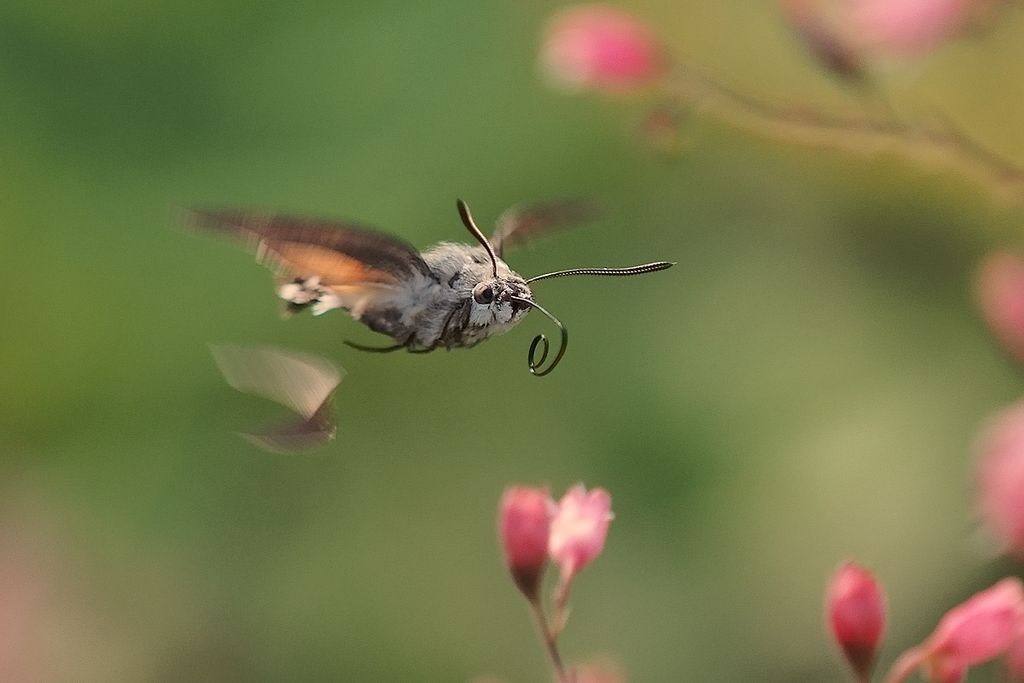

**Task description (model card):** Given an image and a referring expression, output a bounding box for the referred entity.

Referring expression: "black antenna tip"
[455,198,474,229]
[455,198,499,279]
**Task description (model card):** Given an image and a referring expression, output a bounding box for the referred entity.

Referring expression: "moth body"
[416,243,533,349]
[189,198,673,375]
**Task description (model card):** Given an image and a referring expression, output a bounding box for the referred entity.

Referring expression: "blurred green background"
[3,1,1024,681]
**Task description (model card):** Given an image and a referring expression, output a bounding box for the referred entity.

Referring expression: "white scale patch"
[277,276,343,316]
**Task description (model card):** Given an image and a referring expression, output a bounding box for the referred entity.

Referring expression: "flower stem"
[549,571,575,639]
[529,597,570,683]
[881,647,925,683]
[660,59,1024,203]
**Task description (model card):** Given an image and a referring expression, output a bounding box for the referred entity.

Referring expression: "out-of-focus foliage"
[3,1,1024,680]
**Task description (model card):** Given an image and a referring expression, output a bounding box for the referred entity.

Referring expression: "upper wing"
[184,209,432,286]
[490,199,597,257]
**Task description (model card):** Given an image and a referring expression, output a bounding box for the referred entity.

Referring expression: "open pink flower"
[499,486,555,601]
[977,252,1024,366]
[847,0,979,56]
[885,578,1024,683]
[1005,617,1024,682]
[928,578,1024,666]
[540,4,666,94]
[548,485,613,582]
[827,562,887,682]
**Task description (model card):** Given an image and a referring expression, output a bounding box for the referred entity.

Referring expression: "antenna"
[456,199,499,279]
[527,261,675,284]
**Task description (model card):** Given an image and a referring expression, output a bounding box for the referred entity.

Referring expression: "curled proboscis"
[512,297,568,377]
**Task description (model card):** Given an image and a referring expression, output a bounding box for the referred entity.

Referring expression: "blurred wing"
[184,209,432,287]
[211,344,341,418]
[490,199,597,257]
[241,398,337,454]
[211,345,343,453]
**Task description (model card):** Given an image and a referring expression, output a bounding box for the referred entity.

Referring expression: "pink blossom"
[498,486,555,600]
[574,657,626,683]
[885,578,1024,683]
[0,528,50,683]
[548,485,613,581]
[976,402,1024,558]
[540,4,666,94]
[1005,618,1024,682]
[928,578,1024,666]
[848,0,978,56]
[977,252,1024,366]
[827,562,887,682]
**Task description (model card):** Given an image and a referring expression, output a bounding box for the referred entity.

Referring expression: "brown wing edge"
[490,198,599,256]
[181,208,433,280]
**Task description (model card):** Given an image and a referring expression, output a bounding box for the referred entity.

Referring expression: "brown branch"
[660,59,1024,202]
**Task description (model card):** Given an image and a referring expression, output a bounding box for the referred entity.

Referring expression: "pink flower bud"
[976,403,1024,558]
[826,562,887,682]
[848,0,978,56]
[548,485,613,581]
[977,252,1024,366]
[540,5,666,94]
[499,486,554,600]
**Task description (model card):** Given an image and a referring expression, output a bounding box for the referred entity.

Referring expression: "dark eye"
[472,283,495,304]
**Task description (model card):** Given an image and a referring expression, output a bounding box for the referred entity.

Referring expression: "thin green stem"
[528,597,570,683]
[881,647,926,683]
[549,571,575,639]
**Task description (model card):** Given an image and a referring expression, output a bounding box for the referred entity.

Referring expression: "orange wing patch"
[260,241,400,287]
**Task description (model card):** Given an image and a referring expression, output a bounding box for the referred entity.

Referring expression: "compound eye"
[472,282,495,305]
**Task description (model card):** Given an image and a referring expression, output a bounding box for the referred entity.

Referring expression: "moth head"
[466,276,533,325]
[457,200,535,327]
[456,198,675,376]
